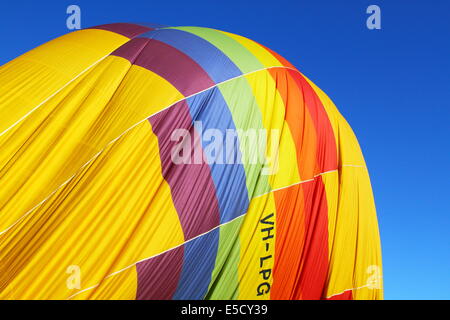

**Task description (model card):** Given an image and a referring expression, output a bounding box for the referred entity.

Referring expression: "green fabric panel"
[169,26,263,74]
[217,76,271,198]
[206,217,243,299]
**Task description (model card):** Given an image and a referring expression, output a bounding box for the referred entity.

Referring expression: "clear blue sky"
[1,0,449,299]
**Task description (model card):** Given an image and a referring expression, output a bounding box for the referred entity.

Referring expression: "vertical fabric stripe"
[148,101,222,299]
[173,229,220,299]
[272,184,306,299]
[267,68,319,180]
[217,77,270,198]
[149,101,221,239]
[293,176,329,299]
[185,89,249,223]
[243,70,301,189]
[287,70,338,173]
[206,217,243,299]
[237,192,277,299]
[136,247,184,299]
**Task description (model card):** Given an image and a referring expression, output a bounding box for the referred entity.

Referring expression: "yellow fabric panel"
[220,31,283,68]
[103,62,185,124]
[301,74,366,166]
[322,167,382,300]
[301,75,340,161]
[238,192,276,299]
[244,71,300,189]
[0,121,184,299]
[0,57,183,234]
[0,62,91,171]
[307,76,383,299]
[71,267,138,300]
[0,56,132,231]
[0,29,129,133]
[321,171,339,260]
[321,170,356,297]
[351,165,383,300]
[355,284,383,300]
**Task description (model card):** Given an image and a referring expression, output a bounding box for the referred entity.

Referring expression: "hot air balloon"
[0,23,382,300]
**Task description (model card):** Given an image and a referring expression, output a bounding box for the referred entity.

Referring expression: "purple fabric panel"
[133,39,215,96]
[136,246,184,300]
[149,101,220,240]
[110,37,214,96]
[90,23,153,38]
[111,37,149,63]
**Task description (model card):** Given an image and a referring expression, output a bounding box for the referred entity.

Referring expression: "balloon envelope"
[0,23,382,300]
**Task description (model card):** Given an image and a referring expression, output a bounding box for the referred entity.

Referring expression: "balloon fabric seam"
[0,65,304,237]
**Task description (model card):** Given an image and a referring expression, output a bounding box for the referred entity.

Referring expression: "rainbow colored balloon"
[0,23,382,300]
